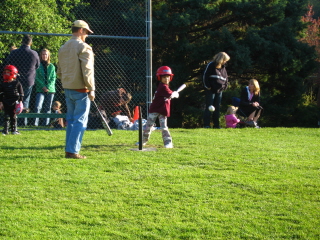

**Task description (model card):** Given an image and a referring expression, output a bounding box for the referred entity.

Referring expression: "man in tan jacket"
[57,20,95,159]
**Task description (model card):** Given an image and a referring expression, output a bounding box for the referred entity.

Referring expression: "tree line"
[0,0,319,127]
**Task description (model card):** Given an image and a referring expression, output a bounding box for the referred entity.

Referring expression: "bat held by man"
[93,101,113,136]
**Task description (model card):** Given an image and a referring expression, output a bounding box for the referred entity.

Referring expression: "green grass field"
[0,128,319,239]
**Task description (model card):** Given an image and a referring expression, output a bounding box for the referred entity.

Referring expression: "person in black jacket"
[0,65,24,135]
[237,79,263,128]
[203,52,230,128]
[5,34,40,113]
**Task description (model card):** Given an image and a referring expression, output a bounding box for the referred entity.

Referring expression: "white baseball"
[208,105,215,112]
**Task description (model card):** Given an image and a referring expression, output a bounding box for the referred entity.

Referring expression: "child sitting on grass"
[225,105,240,128]
[50,101,65,129]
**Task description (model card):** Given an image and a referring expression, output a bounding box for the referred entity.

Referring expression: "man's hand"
[0,102,3,110]
[88,91,95,101]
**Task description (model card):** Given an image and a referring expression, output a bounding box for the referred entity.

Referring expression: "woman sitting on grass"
[237,79,263,128]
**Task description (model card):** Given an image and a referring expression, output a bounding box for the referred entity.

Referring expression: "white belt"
[209,75,227,81]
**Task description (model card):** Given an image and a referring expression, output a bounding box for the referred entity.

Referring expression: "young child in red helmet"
[138,66,179,148]
[0,65,24,135]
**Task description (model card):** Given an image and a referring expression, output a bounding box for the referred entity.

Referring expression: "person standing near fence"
[34,48,56,126]
[202,52,230,129]
[0,65,24,135]
[5,35,40,115]
[57,20,95,159]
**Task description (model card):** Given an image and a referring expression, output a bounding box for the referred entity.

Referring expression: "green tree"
[152,0,318,127]
[0,0,85,63]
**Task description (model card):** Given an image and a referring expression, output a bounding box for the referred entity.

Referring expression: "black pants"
[203,90,222,128]
[3,103,17,133]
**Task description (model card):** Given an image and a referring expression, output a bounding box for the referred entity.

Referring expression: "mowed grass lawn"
[0,128,319,239]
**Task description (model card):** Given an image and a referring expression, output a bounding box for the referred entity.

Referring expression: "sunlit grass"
[0,128,319,239]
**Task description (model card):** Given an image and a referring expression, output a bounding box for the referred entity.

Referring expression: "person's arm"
[46,64,57,92]
[203,62,215,90]
[17,82,24,102]
[79,44,95,101]
[239,88,252,106]
[122,104,133,120]
[35,66,46,90]
[79,44,95,91]
[34,51,40,70]
[233,115,240,123]
[56,60,61,80]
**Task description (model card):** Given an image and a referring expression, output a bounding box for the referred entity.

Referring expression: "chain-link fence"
[0,0,150,130]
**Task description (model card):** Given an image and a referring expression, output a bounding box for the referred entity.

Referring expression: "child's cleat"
[11,131,20,135]
[164,143,173,148]
[2,130,9,136]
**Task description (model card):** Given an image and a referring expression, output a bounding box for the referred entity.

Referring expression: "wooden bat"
[93,101,113,136]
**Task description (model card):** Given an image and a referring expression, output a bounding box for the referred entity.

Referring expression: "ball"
[208,105,215,112]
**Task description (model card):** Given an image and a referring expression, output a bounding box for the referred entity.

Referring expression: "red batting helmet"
[156,66,174,81]
[3,65,19,81]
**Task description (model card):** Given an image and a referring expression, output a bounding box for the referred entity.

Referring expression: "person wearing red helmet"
[139,66,179,148]
[0,65,24,135]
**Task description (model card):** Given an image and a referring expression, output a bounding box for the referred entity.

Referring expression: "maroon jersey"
[149,82,173,117]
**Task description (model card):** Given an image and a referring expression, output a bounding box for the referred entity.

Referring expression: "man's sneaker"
[65,152,87,159]
[164,143,173,148]
[12,131,20,135]
[2,130,8,136]
[135,142,146,146]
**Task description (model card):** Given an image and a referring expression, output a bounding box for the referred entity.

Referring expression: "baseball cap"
[72,20,93,34]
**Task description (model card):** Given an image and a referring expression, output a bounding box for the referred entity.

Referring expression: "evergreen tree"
[152,0,318,127]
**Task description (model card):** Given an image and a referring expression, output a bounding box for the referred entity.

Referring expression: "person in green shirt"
[34,48,57,126]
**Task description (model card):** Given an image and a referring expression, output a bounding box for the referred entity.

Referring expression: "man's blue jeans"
[34,93,55,126]
[22,85,33,109]
[64,89,90,154]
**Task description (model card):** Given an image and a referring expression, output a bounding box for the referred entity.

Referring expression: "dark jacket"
[5,45,40,87]
[0,80,24,106]
[203,62,228,93]
[238,86,261,117]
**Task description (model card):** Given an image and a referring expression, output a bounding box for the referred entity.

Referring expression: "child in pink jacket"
[225,106,240,128]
